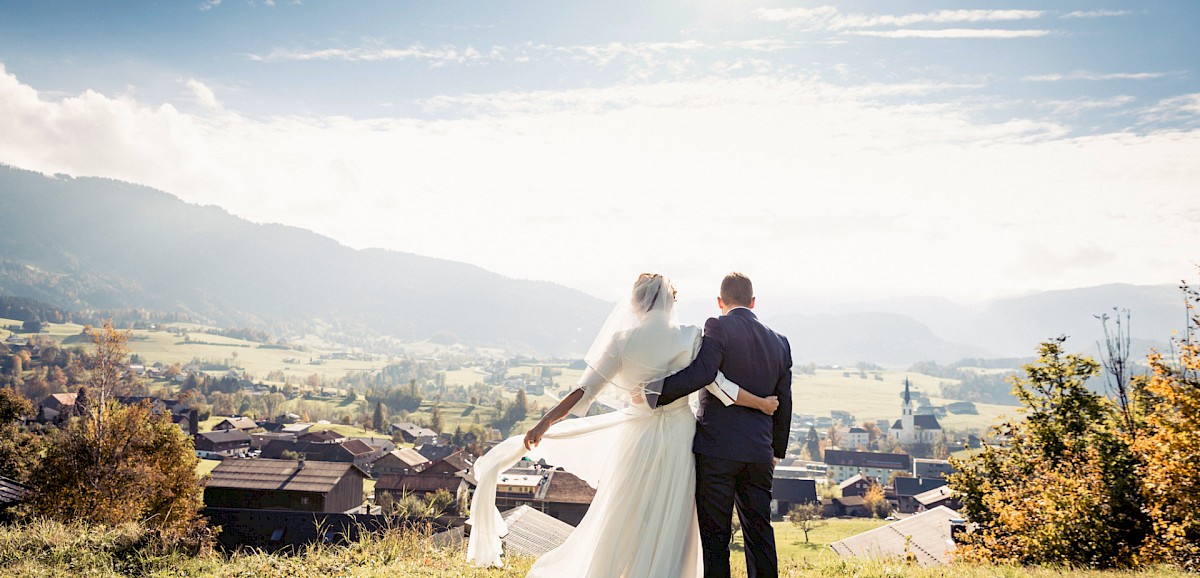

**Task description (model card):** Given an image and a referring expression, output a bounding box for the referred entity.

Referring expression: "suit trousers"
[694,453,778,578]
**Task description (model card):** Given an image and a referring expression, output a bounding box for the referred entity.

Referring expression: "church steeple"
[900,377,915,441]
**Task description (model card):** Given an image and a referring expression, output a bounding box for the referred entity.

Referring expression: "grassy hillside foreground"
[0,519,1188,578]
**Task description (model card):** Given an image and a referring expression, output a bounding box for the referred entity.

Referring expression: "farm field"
[792,369,1017,433]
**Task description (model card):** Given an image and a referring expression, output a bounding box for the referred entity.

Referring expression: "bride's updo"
[631,273,677,314]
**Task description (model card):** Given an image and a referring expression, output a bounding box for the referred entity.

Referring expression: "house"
[828,495,872,517]
[913,458,956,480]
[38,393,77,422]
[771,477,818,519]
[823,450,911,484]
[350,436,396,454]
[435,505,574,558]
[259,439,380,470]
[203,508,440,553]
[297,429,345,444]
[251,432,295,450]
[391,422,438,444]
[282,422,313,436]
[422,452,472,477]
[213,416,258,433]
[894,477,948,513]
[371,448,431,477]
[890,379,943,444]
[376,474,463,510]
[204,458,367,513]
[845,427,870,449]
[467,466,598,526]
[830,506,962,566]
[536,470,595,525]
[774,460,827,479]
[915,486,961,512]
[416,444,460,464]
[838,473,873,497]
[194,430,252,458]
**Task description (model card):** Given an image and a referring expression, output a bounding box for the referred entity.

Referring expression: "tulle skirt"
[468,398,701,578]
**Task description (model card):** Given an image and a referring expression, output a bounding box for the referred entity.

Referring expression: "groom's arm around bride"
[649,272,792,578]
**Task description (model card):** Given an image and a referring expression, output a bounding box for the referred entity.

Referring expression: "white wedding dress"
[468,276,734,578]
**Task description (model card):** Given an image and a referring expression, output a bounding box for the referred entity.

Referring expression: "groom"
[650,272,792,578]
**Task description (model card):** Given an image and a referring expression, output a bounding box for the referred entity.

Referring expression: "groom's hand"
[758,395,779,416]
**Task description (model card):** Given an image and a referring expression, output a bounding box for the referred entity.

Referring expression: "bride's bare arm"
[523,388,586,450]
[733,389,779,416]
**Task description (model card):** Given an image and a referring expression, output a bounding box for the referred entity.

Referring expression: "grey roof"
[375,448,430,468]
[416,444,458,463]
[0,476,29,505]
[824,450,911,470]
[914,486,959,507]
[216,416,259,430]
[436,505,575,558]
[206,458,363,493]
[838,473,868,490]
[829,506,961,566]
[894,477,947,497]
[890,415,942,430]
[196,429,251,444]
[771,477,818,503]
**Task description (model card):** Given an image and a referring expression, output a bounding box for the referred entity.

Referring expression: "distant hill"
[952,283,1184,359]
[764,284,1186,366]
[0,164,610,355]
[763,311,987,366]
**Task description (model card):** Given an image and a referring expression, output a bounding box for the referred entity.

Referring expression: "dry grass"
[0,519,1188,578]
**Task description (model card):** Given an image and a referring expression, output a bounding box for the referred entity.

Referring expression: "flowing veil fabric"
[466,275,706,576]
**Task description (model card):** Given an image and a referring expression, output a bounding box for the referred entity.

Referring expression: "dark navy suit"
[654,307,792,578]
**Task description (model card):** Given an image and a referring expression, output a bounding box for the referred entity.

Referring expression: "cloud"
[1037,95,1137,116]
[754,6,1045,31]
[846,29,1052,39]
[0,63,1196,303]
[199,0,221,11]
[1025,71,1168,82]
[1061,10,1131,19]
[1136,93,1200,128]
[249,43,496,66]
[186,79,221,110]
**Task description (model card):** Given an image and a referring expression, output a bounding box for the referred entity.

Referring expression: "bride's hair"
[632,273,676,313]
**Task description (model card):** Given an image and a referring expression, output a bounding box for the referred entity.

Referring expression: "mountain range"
[0,163,1189,364]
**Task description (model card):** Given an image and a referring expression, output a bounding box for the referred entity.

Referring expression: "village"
[1,320,976,565]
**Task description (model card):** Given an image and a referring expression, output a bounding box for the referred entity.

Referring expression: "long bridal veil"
[466,274,702,568]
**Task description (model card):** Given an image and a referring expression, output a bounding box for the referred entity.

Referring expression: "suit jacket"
[656,308,792,463]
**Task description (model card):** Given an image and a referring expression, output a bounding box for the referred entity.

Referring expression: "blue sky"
[1,1,1198,307]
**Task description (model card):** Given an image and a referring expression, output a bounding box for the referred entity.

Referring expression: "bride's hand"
[758,396,779,416]
[524,424,547,450]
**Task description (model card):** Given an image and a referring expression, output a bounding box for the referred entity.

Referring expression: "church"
[890,378,943,444]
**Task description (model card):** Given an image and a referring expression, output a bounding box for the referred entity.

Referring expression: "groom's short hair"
[720,272,753,307]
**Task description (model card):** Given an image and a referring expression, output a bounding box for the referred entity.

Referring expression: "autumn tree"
[862,482,890,519]
[1132,283,1200,569]
[787,502,826,543]
[949,337,1147,567]
[28,321,205,539]
[0,388,42,484]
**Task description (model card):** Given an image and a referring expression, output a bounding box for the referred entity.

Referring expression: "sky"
[0,1,1197,308]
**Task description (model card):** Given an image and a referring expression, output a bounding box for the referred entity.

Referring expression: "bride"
[467,273,778,577]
